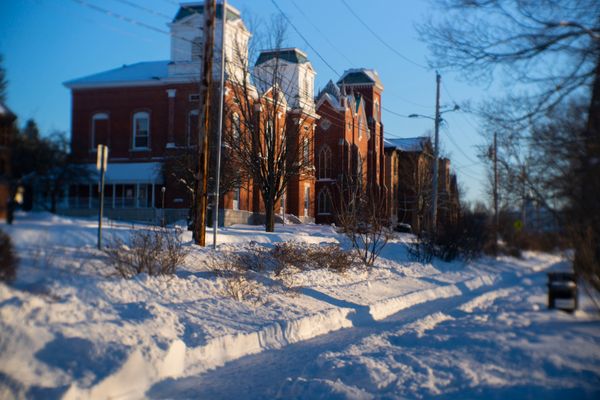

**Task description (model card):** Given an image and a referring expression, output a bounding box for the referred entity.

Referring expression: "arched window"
[191,37,202,60]
[318,145,332,179]
[132,111,150,149]
[358,118,363,139]
[231,113,241,141]
[91,113,109,149]
[317,188,332,215]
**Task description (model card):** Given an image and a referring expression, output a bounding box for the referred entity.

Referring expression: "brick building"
[63,3,316,225]
[313,69,384,224]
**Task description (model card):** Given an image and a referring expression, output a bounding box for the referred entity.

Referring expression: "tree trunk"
[574,51,600,293]
[264,197,275,232]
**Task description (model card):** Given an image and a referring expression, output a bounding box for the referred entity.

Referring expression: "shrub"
[104,226,188,278]
[209,250,268,303]
[271,242,356,275]
[0,230,17,282]
[409,209,489,263]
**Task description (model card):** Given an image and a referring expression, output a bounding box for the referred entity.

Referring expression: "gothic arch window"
[132,111,150,149]
[317,188,332,215]
[191,37,202,60]
[318,145,332,179]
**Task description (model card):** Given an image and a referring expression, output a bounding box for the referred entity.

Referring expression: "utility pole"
[431,71,441,234]
[194,0,216,246]
[493,131,499,255]
[97,144,108,250]
[212,0,227,249]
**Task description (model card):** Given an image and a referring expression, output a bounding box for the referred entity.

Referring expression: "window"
[133,112,150,149]
[358,118,363,139]
[320,118,331,131]
[188,110,199,146]
[232,113,240,141]
[318,145,332,179]
[233,187,240,210]
[317,188,332,215]
[303,137,310,163]
[374,100,379,121]
[91,113,109,149]
[304,186,310,217]
[191,37,202,60]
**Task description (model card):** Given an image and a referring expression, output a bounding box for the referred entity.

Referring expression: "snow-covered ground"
[0,212,598,399]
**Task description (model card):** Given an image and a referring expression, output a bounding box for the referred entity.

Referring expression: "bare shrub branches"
[0,229,17,283]
[103,227,189,278]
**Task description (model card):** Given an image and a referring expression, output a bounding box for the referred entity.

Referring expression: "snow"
[384,137,429,152]
[0,212,598,399]
[63,61,169,89]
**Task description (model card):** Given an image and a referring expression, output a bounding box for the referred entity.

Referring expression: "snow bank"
[0,213,525,399]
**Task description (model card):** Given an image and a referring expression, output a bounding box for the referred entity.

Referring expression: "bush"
[409,210,489,262]
[104,226,188,278]
[271,242,357,275]
[0,230,17,282]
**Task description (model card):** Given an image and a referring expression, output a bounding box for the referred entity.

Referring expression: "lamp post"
[161,186,166,226]
[409,100,459,234]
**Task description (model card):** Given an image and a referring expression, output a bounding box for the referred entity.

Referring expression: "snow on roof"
[64,61,170,89]
[337,68,383,89]
[384,137,430,152]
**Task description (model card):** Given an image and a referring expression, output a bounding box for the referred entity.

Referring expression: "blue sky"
[0,0,490,203]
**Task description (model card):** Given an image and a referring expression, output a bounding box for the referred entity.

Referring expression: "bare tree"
[223,18,314,232]
[421,0,600,296]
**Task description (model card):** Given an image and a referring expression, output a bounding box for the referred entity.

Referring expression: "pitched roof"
[384,137,430,152]
[64,61,170,88]
[337,68,383,89]
[172,2,241,23]
[255,48,309,66]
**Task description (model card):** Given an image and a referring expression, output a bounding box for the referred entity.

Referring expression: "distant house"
[0,101,16,221]
[384,136,433,232]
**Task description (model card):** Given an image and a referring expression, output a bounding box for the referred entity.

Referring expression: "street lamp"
[409,97,459,233]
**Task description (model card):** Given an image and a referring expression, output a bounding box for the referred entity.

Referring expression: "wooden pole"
[194,0,216,246]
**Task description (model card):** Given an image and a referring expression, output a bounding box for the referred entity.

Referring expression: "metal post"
[97,145,106,250]
[493,131,499,255]
[213,0,227,249]
[432,72,441,233]
[161,186,166,226]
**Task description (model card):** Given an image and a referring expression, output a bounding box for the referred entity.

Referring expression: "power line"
[339,0,428,70]
[111,0,173,21]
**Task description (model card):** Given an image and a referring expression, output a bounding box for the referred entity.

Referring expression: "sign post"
[97,144,108,249]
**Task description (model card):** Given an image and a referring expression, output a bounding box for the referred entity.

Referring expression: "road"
[148,261,600,399]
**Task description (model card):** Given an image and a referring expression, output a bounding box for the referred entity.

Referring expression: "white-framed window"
[232,113,241,141]
[188,109,199,146]
[132,111,150,149]
[233,187,240,210]
[191,37,202,60]
[304,185,310,217]
[318,145,332,179]
[317,188,332,215]
[91,113,109,149]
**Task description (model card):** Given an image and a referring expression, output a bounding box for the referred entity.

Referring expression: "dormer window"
[192,37,202,61]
